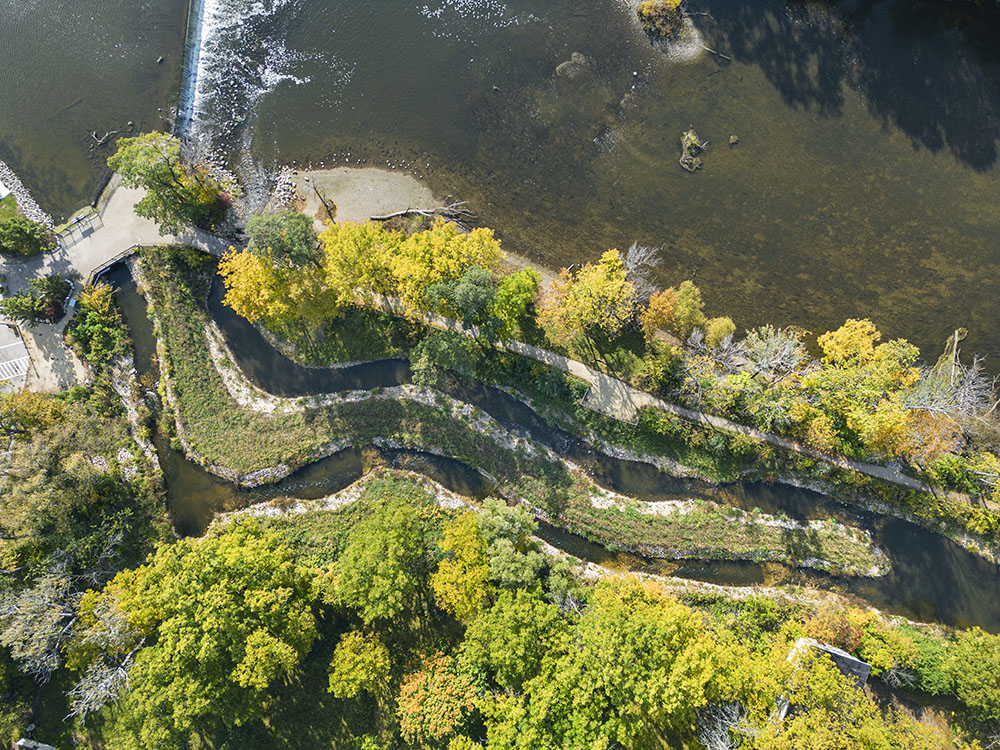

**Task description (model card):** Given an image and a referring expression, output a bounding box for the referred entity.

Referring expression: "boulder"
[556,52,590,80]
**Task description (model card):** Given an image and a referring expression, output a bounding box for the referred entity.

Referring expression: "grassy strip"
[565,493,883,576]
[256,473,454,567]
[0,193,17,221]
[257,470,881,577]
[141,247,881,574]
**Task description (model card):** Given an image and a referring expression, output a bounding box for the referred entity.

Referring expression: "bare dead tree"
[370,197,477,228]
[90,130,119,148]
[688,327,745,374]
[67,638,145,722]
[0,570,81,683]
[907,354,998,425]
[621,242,662,301]
[881,664,917,689]
[64,587,145,721]
[697,702,755,750]
[741,325,809,381]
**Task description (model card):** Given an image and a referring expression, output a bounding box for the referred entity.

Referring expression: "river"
[107,263,1000,631]
[0,0,188,219]
[4,1,1000,361]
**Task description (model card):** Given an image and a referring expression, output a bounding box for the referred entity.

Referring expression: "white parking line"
[0,356,29,380]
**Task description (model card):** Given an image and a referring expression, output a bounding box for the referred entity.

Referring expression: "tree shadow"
[697,0,1000,171]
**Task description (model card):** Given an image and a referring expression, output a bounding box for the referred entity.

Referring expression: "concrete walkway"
[372,295,985,509]
[0,183,231,392]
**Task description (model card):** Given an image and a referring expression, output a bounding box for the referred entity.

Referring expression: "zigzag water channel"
[105,264,1000,631]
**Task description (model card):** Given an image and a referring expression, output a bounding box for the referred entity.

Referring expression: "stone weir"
[0,160,53,228]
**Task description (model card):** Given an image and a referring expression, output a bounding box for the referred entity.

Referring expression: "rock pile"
[269,166,296,209]
[0,160,53,228]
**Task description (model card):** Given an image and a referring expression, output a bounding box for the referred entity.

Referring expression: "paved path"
[372,295,985,508]
[0,182,230,392]
[0,181,982,507]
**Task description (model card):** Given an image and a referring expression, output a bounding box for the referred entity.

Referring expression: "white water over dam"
[175,0,323,158]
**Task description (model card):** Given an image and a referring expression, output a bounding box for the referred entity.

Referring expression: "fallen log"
[90,130,119,147]
[370,197,476,226]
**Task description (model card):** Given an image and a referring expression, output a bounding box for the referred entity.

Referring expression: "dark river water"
[3,0,1000,361]
[0,0,188,218]
[106,263,1000,631]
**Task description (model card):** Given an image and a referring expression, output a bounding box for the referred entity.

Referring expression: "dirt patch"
[291,167,440,228]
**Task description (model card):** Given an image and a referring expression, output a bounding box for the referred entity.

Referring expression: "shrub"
[68,282,127,368]
[0,216,54,256]
[637,0,685,40]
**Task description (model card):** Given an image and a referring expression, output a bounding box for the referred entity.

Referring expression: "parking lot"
[0,324,29,393]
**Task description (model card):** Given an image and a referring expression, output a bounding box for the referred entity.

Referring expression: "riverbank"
[0,160,52,228]
[138,245,884,576]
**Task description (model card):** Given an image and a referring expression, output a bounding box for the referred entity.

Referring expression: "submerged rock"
[679,127,706,172]
[556,51,590,80]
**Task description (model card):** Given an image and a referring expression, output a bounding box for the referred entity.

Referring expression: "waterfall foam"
[174,0,344,212]
[175,0,329,158]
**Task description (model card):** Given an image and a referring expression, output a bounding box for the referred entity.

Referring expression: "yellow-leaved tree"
[218,248,290,328]
[539,249,638,347]
[430,512,494,623]
[319,221,403,306]
[391,219,504,313]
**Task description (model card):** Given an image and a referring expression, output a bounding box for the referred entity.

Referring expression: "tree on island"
[108,132,229,235]
[245,210,320,267]
[0,216,55,256]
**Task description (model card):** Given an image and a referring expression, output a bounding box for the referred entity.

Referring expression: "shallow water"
[5,0,1000,360]
[176,0,1000,363]
[0,0,187,220]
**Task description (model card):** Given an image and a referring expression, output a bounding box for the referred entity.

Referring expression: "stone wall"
[0,160,53,228]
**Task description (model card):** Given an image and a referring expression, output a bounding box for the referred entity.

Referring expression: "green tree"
[460,588,569,694]
[0,216,54,256]
[477,498,547,590]
[0,390,62,438]
[108,132,227,234]
[328,630,392,701]
[485,578,723,749]
[756,653,945,750]
[98,522,318,749]
[410,331,480,388]
[705,316,736,347]
[0,290,45,326]
[672,279,707,339]
[246,210,319,267]
[945,627,1000,723]
[425,265,501,339]
[493,267,541,339]
[336,501,430,624]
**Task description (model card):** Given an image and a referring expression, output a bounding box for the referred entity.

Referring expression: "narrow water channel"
[109,264,1000,630]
